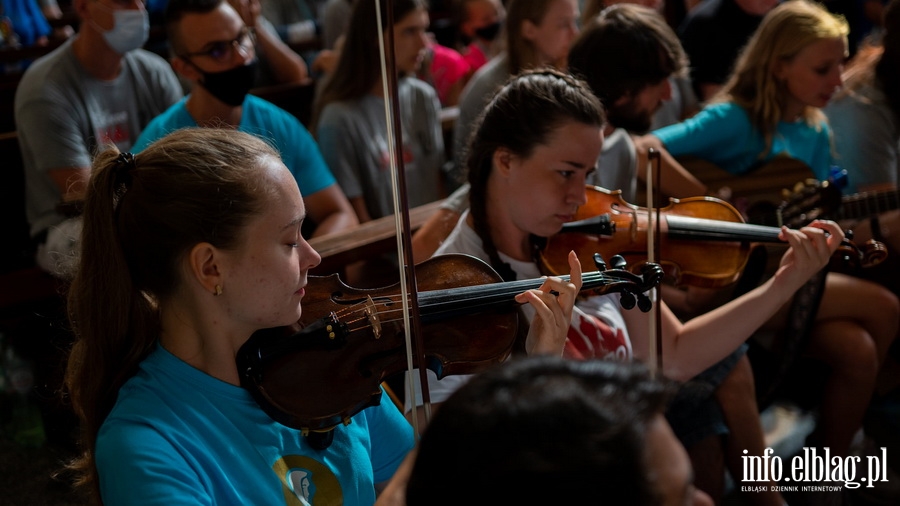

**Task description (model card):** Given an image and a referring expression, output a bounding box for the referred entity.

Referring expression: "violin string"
[314,271,624,317]
[313,271,631,334]
[315,271,625,319]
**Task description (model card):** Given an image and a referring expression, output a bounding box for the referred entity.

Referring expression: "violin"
[538,186,887,289]
[236,253,662,434]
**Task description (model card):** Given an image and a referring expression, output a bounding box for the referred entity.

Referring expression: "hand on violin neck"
[774,219,844,289]
[520,251,582,356]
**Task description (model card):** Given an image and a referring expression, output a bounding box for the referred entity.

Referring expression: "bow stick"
[374,0,432,437]
[645,148,663,376]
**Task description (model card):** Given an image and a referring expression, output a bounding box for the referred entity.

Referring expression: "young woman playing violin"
[60,128,580,506]
[641,0,900,459]
[407,69,846,434]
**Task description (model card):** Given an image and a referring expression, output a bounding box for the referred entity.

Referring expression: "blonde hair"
[716,0,848,157]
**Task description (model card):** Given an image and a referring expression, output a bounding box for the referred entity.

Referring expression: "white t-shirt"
[406,212,633,410]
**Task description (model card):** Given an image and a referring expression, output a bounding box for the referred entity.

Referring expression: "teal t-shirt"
[96,344,414,505]
[133,95,336,196]
[652,101,834,181]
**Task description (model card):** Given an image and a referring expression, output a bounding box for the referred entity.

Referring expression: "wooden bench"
[308,200,444,278]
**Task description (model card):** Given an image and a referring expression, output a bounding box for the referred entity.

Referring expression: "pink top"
[428,43,472,106]
[461,42,489,72]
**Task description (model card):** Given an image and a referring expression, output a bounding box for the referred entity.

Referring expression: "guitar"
[673,156,831,408]
[676,156,817,227]
[780,178,900,229]
[780,177,897,296]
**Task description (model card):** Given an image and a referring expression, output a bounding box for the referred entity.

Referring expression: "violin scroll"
[587,252,662,313]
[832,236,888,273]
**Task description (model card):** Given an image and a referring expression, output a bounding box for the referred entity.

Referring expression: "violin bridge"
[364,296,382,339]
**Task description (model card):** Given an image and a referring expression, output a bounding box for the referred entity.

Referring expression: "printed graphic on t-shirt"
[273,455,343,506]
[94,111,132,150]
[564,312,630,362]
[379,145,415,171]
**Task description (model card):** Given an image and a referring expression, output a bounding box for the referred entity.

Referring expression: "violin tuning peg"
[637,294,653,313]
[619,291,636,310]
[610,255,627,270]
[592,253,608,271]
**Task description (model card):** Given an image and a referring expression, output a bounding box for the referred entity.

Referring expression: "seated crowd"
[3,0,900,505]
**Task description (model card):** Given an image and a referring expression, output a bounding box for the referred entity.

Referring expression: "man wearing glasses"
[133,0,358,238]
[15,0,184,278]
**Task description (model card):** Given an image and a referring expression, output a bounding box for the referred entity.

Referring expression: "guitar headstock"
[778,178,844,229]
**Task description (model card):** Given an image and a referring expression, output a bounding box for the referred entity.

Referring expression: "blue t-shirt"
[2,0,51,47]
[134,95,335,196]
[652,101,834,181]
[96,344,414,506]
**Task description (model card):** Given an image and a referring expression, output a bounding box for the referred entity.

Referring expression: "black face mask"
[474,21,502,42]
[198,60,259,106]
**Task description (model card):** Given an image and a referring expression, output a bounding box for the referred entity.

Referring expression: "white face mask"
[90,2,150,55]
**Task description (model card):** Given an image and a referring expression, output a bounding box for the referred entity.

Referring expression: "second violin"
[538,186,886,288]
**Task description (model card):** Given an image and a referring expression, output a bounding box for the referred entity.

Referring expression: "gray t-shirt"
[320,0,352,50]
[316,77,445,220]
[587,128,638,203]
[262,0,316,27]
[450,53,510,183]
[15,38,183,237]
[824,83,900,194]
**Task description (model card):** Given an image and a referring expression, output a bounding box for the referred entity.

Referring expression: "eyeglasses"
[180,27,255,63]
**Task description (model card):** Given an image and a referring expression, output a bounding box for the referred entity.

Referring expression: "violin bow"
[645,148,664,377]
[375,0,432,437]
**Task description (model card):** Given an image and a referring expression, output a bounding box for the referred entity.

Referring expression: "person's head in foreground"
[406,355,713,505]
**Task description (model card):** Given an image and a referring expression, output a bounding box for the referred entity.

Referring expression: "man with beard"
[133,0,358,238]
[568,3,706,205]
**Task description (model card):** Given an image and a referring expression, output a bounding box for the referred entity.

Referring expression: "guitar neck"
[835,189,900,221]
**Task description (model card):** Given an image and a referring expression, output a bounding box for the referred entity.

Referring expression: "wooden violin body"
[539,186,886,289]
[540,186,775,288]
[236,253,662,432]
